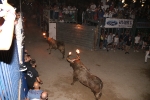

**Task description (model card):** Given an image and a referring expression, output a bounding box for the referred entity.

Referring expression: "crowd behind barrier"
[49,9,77,23]
[82,1,149,26]
[42,4,78,23]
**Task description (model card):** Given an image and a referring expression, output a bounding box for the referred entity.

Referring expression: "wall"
[56,23,96,49]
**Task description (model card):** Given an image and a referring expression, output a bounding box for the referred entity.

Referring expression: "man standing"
[26,59,43,89]
[125,36,132,54]
[106,33,113,52]
[26,82,43,100]
[134,34,140,52]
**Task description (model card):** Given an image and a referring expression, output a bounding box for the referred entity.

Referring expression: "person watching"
[26,82,43,100]
[26,59,43,89]
[40,91,48,100]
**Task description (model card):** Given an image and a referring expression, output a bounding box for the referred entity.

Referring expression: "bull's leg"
[71,73,78,85]
[48,46,52,54]
[62,50,65,59]
[93,90,102,100]
[47,44,50,50]
[59,48,65,59]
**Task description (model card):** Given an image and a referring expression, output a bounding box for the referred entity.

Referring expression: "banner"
[105,18,133,28]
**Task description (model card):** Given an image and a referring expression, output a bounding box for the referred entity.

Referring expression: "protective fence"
[0,12,28,100]
[0,40,20,100]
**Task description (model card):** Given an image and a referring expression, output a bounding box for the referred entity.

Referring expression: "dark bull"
[43,34,65,58]
[66,50,103,100]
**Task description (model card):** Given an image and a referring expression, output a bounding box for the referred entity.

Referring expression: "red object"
[0,17,4,26]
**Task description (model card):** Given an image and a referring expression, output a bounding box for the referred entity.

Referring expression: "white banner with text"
[105,18,133,28]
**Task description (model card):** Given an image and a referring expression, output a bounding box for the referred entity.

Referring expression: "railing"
[0,40,20,100]
[0,12,28,100]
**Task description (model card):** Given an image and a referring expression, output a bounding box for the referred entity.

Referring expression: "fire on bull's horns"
[43,32,47,38]
[43,32,46,36]
[76,49,80,54]
[69,52,72,55]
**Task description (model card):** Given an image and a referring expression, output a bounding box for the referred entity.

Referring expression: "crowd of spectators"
[83,0,150,22]
[44,4,77,22]
[24,50,48,100]
[97,30,150,55]
[39,0,150,24]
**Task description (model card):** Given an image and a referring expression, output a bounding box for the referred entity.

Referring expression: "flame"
[69,52,72,55]
[76,49,80,54]
[43,33,46,36]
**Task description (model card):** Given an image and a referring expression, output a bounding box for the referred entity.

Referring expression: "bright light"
[122,0,125,3]
[123,4,128,7]
[76,49,80,54]
[133,0,136,3]
[69,52,72,55]
[76,24,81,29]
[43,33,46,36]
[141,4,144,7]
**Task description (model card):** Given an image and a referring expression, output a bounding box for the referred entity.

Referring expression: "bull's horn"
[66,57,74,63]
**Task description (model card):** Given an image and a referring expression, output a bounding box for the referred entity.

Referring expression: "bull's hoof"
[71,83,74,85]
[49,53,51,54]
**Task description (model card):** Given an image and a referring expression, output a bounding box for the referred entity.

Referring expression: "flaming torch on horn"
[43,32,47,39]
[76,49,80,59]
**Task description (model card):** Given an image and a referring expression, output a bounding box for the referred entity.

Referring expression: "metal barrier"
[0,40,20,100]
[0,12,28,100]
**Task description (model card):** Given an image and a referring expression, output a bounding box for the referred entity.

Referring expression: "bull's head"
[66,49,80,63]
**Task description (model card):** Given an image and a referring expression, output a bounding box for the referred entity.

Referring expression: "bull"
[43,33,65,58]
[66,50,103,100]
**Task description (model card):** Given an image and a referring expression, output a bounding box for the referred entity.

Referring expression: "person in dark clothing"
[125,36,132,54]
[123,33,129,50]
[26,59,43,89]
[24,54,32,67]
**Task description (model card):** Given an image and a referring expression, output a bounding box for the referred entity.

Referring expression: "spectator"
[125,36,132,54]
[113,34,119,52]
[134,34,141,52]
[106,33,113,51]
[26,82,43,100]
[26,59,43,89]
[119,32,124,50]
[90,2,96,19]
[123,32,129,50]
[24,54,32,67]
[40,91,48,100]
[54,5,59,20]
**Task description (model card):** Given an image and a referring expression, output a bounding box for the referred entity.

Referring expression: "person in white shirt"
[106,33,113,51]
[113,34,119,52]
[134,34,141,52]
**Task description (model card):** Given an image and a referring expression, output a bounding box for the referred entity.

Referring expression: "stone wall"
[56,23,96,49]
